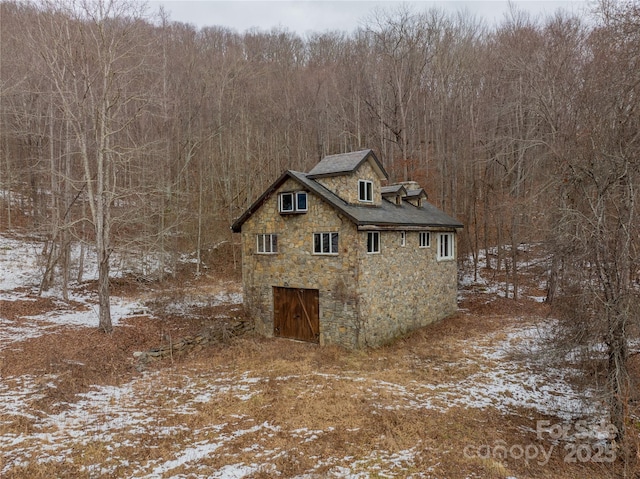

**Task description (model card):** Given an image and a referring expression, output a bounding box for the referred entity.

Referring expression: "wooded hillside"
[1,0,633,283]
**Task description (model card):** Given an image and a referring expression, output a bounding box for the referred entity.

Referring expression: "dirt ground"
[1,274,637,478]
[0,237,638,477]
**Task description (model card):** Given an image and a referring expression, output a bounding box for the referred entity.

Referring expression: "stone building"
[231,149,463,349]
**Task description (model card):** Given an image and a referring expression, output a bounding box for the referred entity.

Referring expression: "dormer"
[381,184,407,206]
[307,149,388,206]
[405,189,427,207]
[383,181,428,207]
[392,181,428,207]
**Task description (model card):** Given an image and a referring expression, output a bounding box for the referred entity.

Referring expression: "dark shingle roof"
[307,149,388,180]
[231,160,462,233]
[381,184,407,195]
[289,171,462,229]
[405,188,427,199]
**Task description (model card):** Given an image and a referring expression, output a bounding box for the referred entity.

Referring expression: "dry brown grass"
[1,277,633,478]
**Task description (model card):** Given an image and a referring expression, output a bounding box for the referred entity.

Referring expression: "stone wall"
[133,318,253,370]
[242,177,362,349]
[356,229,458,347]
[315,161,382,206]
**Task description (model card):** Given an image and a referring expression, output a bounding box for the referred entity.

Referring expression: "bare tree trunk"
[76,198,86,283]
[196,159,204,276]
[97,246,112,332]
[2,141,11,228]
[60,115,72,300]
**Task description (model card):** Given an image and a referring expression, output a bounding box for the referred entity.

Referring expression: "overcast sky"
[149,1,592,35]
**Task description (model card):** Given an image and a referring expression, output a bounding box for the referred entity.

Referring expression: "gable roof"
[231,169,463,232]
[405,188,427,200]
[307,149,388,180]
[381,184,407,196]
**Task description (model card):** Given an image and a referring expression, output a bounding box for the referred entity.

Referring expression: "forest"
[1,0,639,458]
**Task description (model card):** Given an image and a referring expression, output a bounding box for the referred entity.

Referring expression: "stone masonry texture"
[238,163,459,349]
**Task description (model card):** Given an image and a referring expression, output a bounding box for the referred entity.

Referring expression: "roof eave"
[306,170,353,179]
[356,222,464,230]
[231,170,305,233]
[381,185,408,196]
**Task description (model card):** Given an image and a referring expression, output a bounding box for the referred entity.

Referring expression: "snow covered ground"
[0,330,604,478]
[0,233,153,348]
[458,243,552,303]
[0,234,606,478]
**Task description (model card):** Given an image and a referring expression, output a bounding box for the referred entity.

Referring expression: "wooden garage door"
[273,287,319,343]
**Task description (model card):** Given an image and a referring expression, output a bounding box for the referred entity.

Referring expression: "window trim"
[256,233,278,254]
[400,231,406,247]
[313,232,339,255]
[279,191,308,213]
[295,191,308,212]
[279,192,294,212]
[367,231,380,254]
[358,180,373,203]
[419,231,431,248]
[437,232,455,261]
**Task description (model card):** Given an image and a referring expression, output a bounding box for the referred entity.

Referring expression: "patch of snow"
[143,422,279,478]
[0,293,153,349]
[207,463,266,478]
[0,235,44,291]
[163,292,243,315]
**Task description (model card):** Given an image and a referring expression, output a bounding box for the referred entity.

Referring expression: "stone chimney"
[396,181,421,191]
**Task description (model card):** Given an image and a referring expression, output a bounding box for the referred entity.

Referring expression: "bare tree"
[362,6,432,180]
[29,0,157,332]
[550,0,640,459]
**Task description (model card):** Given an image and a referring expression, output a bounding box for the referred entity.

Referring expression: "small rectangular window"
[400,231,406,247]
[419,232,430,248]
[256,234,278,254]
[437,233,455,260]
[296,192,308,211]
[279,191,308,213]
[313,232,338,255]
[367,231,380,253]
[280,193,294,212]
[358,180,373,202]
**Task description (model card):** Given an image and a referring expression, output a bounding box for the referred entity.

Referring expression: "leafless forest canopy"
[0,0,635,274]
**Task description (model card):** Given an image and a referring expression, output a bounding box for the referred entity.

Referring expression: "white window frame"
[367,231,380,254]
[400,231,406,247]
[279,192,294,212]
[295,191,308,212]
[419,231,431,248]
[279,191,308,213]
[437,232,455,261]
[256,234,278,254]
[358,180,373,203]
[313,232,339,255]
